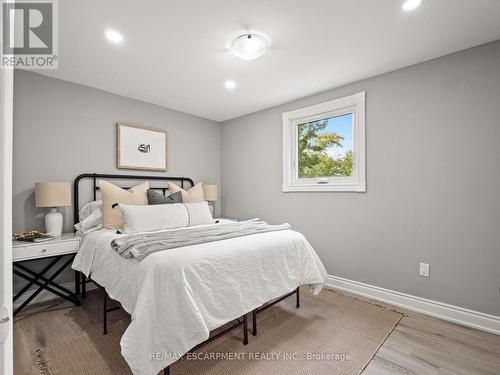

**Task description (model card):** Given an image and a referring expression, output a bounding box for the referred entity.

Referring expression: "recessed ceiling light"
[230,34,269,61]
[105,29,124,44]
[402,0,422,11]
[225,80,236,90]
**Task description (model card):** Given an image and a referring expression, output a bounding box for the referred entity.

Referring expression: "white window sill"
[282,183,366,192]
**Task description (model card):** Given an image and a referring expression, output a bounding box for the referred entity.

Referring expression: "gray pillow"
[147,189,183,205]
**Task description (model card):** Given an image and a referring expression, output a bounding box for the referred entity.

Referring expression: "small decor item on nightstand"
[12,230,54,242]
[203,184,218,217]
[35,181,71,237]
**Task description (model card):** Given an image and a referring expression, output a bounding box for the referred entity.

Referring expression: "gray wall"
[221,40,500,316]
[13,71,221,293]
[13,42,500,316]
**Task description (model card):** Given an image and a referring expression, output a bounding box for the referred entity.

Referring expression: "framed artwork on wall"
[116,123,167,171]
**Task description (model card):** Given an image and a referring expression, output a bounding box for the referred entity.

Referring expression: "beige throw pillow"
[99,180,149,229]
[167,182,205,203]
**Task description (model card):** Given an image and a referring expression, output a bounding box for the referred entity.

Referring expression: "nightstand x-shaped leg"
[13,255,81,316]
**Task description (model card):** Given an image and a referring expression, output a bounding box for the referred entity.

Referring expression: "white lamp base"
[45,207,63,237]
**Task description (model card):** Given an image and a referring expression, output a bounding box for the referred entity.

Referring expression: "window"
[282,92,366,192]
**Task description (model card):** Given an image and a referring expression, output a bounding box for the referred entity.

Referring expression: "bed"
[71,173,328,375]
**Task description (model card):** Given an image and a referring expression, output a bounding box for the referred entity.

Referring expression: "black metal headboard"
[73,173,195,226]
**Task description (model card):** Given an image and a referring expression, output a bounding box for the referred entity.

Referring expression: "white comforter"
[72,223,327,375]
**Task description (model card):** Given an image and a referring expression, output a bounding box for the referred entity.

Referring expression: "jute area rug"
[35,288,402,375]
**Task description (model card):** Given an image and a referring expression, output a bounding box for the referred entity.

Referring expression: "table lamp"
[203,184,218,217]
[35,181,71,237]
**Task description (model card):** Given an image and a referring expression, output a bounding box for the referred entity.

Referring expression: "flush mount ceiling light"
[230,33,269,60]
[402,0,422,11]
[105,29,124,44]
[224,80,237,90]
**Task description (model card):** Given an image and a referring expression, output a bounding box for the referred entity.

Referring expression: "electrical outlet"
[419,262,430,278]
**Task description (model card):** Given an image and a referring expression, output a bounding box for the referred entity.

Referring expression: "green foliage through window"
[298,114,353,178]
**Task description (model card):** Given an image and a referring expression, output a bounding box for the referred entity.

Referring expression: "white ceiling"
[37,0,500,122]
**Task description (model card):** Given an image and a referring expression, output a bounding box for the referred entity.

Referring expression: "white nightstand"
[13,233,81,316]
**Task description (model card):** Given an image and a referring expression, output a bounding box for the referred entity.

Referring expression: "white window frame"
[282,91,366,192]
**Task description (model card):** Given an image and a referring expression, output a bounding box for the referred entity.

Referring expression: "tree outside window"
[298,113,353,178]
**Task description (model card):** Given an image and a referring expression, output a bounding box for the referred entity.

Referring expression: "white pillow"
[79,200,102,221]
[119,203,189,234]
[185,202,213,226]
[74,200,103,234]
[75,208,103,233]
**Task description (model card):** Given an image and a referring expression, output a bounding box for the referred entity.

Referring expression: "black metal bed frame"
[252,287,299,336]
[73,173,300,375]
[73,173,195,225]
[98,282,249,375]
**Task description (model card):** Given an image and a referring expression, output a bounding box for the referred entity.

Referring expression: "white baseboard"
[326,275,500,336]
[13,280,97,310]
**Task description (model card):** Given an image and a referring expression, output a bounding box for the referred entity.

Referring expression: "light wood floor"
[14,288,500,375]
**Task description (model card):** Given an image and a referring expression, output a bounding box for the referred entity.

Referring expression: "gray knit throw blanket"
[111,219,291,260]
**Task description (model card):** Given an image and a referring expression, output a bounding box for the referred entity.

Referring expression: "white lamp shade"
[35,182,71,207]
[203,184,218,202]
